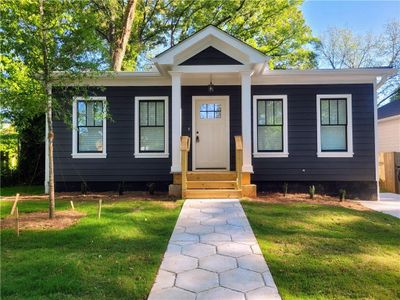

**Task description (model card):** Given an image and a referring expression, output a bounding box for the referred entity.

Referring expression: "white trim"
[134,96,169,158]
[316,94,353,158]
[192,96,230,171]
[252,95,289,158]
[241,71,254,172]
[72,96,107,159]
[154,25,268,66]
[172,65,251,73]
[170,72,182,172]
[373,81,380,200]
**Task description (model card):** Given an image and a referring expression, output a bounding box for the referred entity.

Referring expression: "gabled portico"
[153,25,269,197]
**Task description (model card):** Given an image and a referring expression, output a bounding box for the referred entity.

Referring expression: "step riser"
[185,190,242,199]
[187,181,237,189]
[187,174,236,181]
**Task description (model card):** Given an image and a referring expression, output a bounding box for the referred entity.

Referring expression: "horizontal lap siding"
[181,86,241,170]
[54,86,172,183]
[252,84,376,182]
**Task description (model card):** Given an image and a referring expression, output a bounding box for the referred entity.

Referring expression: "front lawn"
[0,199,182,299]
[1,185,44,197]
[242,200,400,300]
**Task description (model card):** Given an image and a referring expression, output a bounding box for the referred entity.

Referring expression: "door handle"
[196,131,200,143]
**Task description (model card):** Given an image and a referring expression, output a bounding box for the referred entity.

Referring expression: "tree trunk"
[39,0,55,219]
[111,0,137,71]
[46,86,55,219]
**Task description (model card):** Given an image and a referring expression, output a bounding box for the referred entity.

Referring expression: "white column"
[170,71,182,173]
[241,71,254,173]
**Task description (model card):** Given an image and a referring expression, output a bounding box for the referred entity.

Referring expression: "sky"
[302,0,400,35]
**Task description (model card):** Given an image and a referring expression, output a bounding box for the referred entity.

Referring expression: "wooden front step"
[187,171,236,181]
[187,181,237,189]
[185,189,242,199]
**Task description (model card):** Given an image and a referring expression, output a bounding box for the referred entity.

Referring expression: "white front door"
[193,96,230,170]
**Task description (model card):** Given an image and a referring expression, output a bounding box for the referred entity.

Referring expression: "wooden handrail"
[234,136,243,190]
[180,136,191,198]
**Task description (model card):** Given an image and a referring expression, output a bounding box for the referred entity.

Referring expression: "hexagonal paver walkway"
[147,199,281,300]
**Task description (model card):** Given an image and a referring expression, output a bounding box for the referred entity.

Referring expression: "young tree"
[1,0,103,218]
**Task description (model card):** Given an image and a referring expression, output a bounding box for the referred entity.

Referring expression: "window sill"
[253,152,289,158]
[317,152,353,158]
[134,153,169,158]
[72,153,107,159]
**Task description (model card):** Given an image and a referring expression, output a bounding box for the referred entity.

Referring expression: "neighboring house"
[378,100,400,193]
[378,100,400,152]
[49,25,395,200]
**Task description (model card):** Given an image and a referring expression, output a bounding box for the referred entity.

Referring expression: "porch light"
[208,74,214,94]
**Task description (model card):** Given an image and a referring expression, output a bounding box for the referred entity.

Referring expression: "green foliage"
[308,185,315,199]
[243,201,400,299]
[339,189,346,202]
[93,0,316,70]
[0,185,44,197]
[0,0,105,129]
[0,199,182,299]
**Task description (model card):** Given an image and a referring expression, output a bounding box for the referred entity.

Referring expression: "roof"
[153,25,269,73]
[378,100,400,120]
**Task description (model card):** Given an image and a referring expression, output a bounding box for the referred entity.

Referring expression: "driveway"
[358,193,400,218]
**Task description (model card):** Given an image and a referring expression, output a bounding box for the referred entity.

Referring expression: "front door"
[193,96,230,170]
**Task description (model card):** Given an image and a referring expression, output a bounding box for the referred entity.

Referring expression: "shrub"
[81,182,87,195]
[339,189,346,202]
[308,185,315,199]
[283,182,288,196]
[147,183,156,195]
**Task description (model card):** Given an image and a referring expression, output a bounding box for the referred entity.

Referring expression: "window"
[135,96,169,158]
[317,94,353,157]
[253,95,288,157]
[200,103,221,119]
[72,97,107,158]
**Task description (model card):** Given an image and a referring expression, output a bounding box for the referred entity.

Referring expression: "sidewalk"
[148,199,281,300]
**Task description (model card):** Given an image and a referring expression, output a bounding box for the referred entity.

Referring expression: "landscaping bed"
[242,199,400,300]
[0,199,182,299]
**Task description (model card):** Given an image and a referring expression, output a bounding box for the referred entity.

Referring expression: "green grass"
[1,185,44,197]
[1,199,182,299]
[242,201,400,300]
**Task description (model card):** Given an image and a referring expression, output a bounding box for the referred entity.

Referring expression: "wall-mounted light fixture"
[208,74,214,94]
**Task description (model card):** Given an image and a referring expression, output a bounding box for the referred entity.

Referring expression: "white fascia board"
[253,68,396,85]
[154,26,268,66]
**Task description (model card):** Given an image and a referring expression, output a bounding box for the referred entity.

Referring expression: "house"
[378,100,400,193]
[378,100,400,153]
[48,25,395,200]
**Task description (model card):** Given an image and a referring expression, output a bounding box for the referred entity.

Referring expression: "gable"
[153,25,268,71]
[179,46,243,66]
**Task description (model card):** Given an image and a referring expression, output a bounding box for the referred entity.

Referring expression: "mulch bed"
[0,191,176,202]
[252,192,371,211]
[1,210,86,231]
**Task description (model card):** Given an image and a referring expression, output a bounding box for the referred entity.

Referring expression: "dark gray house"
[48,26,395,200]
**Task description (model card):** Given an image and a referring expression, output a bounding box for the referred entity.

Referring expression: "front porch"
[169,136,257,198]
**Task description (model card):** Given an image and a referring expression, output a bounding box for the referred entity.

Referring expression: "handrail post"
[180,136,190,198]
[234,136,243,190]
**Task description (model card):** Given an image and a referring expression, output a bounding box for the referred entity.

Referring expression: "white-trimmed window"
[316,94,353,157]
[253,95,288,157]
[72,96,107,158]
[134,96,169,158]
